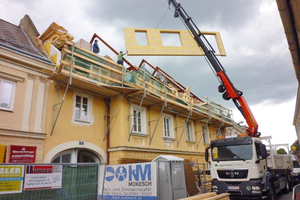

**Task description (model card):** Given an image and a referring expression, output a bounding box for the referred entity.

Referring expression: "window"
[160,32,182,46]
[51,149,100,163]
[0,79,15,110]
[186,121,194,142]
[202,125,210,144]
[163,114,174,139]
[74,94,89,122]
[255,142,262,160]
[293,160,300,168]
[132,104,146,135]
[212,144,253,161]
[52,152,71,163]
[135,31,148,46]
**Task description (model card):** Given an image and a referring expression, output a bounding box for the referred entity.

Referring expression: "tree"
[277,148,287,154]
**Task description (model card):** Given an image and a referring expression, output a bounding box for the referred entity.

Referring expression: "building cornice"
[0,45,54,75]
[294,86,300,126]
[108,146,205,156]
[0,128,46,139]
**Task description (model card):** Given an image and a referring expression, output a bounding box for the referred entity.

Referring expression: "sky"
[0,0,298,147]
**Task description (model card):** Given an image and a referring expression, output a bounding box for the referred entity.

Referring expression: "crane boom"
[168,0,260,137]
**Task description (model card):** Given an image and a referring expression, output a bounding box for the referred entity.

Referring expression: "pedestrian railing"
[293,183,300,200]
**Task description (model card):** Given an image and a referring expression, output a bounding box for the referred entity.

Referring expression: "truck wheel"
[267,183,275,200]
[282,177,289,194]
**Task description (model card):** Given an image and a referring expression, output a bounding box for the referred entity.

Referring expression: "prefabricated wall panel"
[124,28,226,56]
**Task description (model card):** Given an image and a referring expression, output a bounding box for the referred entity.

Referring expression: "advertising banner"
[0,165,24,194]
[99,162,157,200]
[9,145,37,163]
[24,165,62,191]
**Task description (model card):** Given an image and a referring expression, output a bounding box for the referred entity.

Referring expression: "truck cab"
[206,136,271,199]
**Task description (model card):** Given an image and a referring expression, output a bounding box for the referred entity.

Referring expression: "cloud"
[0,0,297,143]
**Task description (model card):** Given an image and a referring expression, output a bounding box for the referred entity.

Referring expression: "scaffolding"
[42,24,235,148]
[50,43,75,136]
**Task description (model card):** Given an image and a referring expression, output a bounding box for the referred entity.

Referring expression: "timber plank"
[179,193,230,200]
[65,41,123,68]
[178,192,216,200]
[205,193,230,200]
[60,60,123,84]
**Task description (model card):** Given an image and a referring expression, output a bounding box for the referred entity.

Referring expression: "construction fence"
[0,163,105,200]
[0,162,210,200]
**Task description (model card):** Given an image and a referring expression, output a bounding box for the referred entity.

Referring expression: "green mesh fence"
[64,53,122,85]
[0,163,104,200]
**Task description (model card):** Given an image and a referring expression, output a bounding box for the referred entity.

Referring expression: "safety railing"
[293,183,300,200]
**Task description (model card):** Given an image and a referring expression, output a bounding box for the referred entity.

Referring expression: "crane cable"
[156,5,171,29]
[175,10,222,84]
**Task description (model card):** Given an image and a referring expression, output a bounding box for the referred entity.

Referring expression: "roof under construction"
[40,22,234,129]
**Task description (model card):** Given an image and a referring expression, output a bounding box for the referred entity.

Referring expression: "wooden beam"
[178,193,230,200]
[178,192,216,200]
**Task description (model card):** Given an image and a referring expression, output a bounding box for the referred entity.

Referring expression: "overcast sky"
[1,0,297,147]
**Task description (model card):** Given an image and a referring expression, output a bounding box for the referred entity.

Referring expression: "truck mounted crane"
[167,0,292,199]
[168,0,259,138]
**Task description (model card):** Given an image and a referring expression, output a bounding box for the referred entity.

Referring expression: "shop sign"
[0,165,24,194]
[24,165,63,191]
[9,145,37,163]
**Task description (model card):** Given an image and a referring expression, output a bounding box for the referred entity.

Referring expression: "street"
[277,191,293,200]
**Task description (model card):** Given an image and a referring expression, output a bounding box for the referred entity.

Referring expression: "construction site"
[0,0,300,200]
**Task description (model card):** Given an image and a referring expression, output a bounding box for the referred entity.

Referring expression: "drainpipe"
[105,99,111,165]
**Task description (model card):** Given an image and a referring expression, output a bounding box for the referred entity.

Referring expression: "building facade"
[0,17,242,165]
[0,15,53,163]
[40,23,235,165]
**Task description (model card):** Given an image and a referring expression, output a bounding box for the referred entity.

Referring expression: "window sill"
[186,140,195,144]
[163,137,175,141]
[131,132,148,137]
[74,119,90,124]
[0,108,13,112]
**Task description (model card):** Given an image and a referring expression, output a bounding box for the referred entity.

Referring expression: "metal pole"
[149,102,167,145]
[203,163,207,193]
[101,163,107,200]
[69,43,75,85]
[50,82,70,136]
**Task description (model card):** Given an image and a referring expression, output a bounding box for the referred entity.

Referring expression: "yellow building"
[0,15,54,163]
[40,23,235,165]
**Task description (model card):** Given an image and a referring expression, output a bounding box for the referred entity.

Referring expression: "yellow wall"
[44,82,107,162]
[43,83,223,164]
[109,151,206,165]
[109,97,221,163]
[0,66,25,130]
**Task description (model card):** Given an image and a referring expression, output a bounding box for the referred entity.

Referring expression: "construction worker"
[93,39,100,54]
[117,50,128,65]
